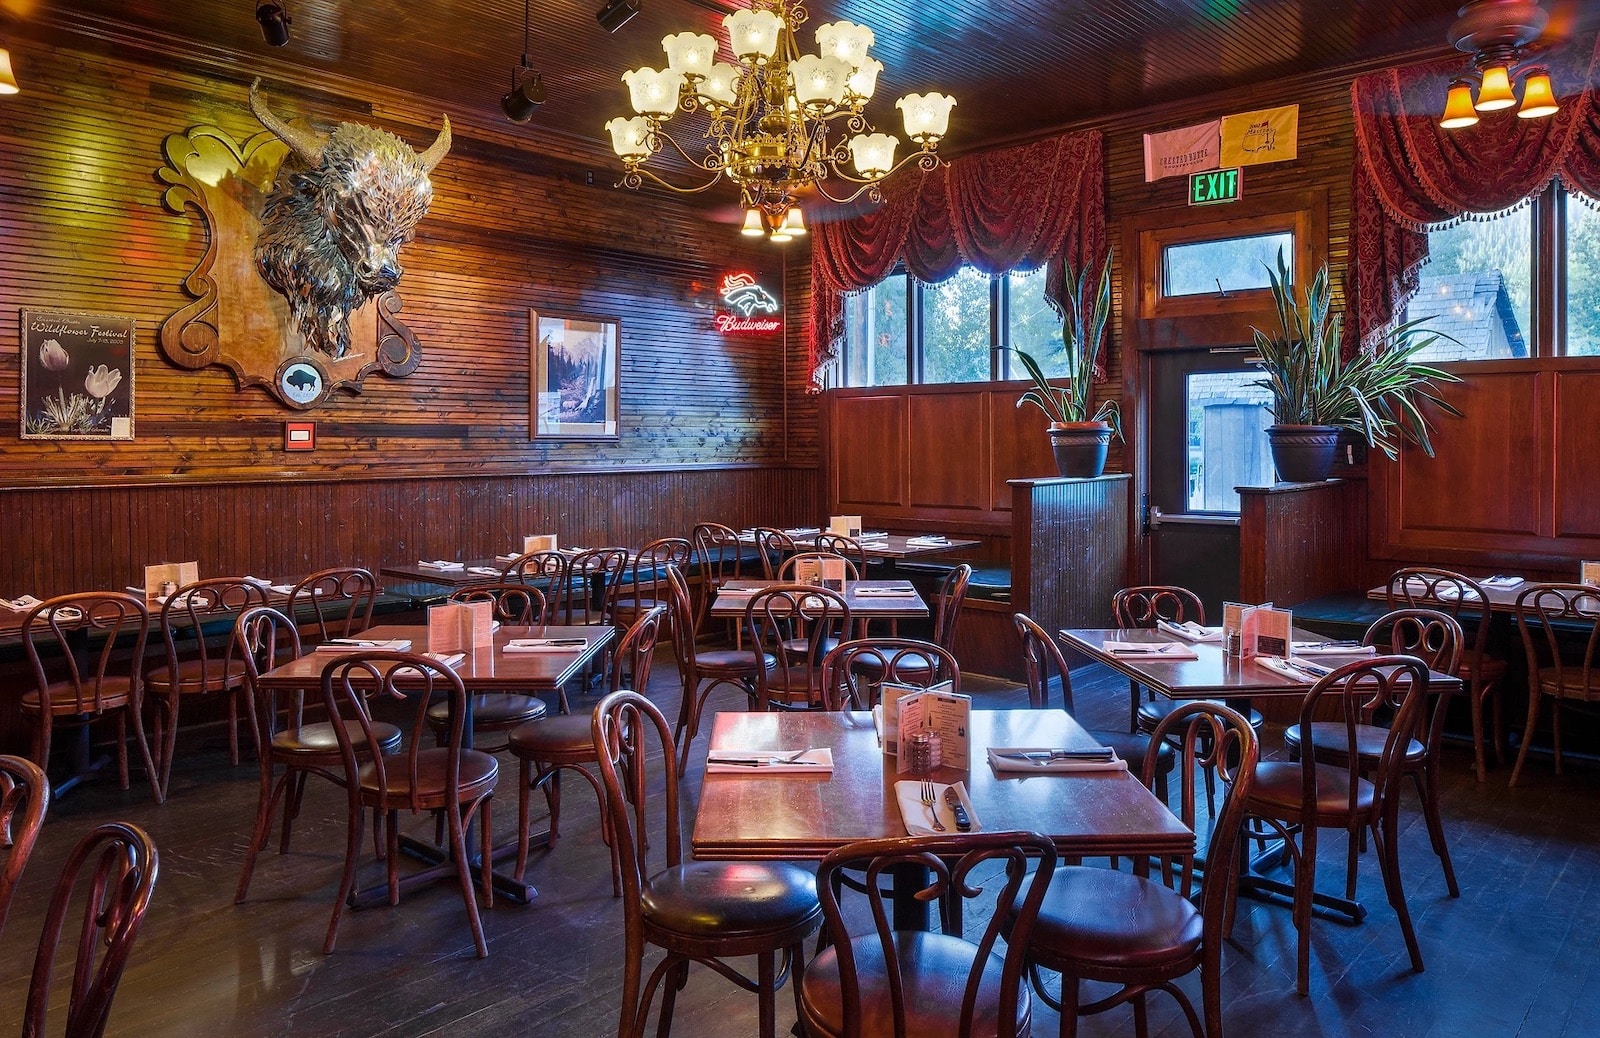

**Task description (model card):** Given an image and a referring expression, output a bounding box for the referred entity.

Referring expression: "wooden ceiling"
[11,0,1600,163]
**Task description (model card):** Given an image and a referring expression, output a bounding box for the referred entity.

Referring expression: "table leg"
[889,861,934,931]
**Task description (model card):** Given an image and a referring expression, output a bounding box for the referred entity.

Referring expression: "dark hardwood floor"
[2,654,1596,1037]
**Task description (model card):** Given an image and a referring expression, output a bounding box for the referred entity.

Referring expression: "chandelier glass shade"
[604,0,956,239]
[1438,0,1560,129]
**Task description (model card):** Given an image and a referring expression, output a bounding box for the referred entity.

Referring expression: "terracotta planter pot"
[1266,424,1340,483]
[1047,422,1112,478]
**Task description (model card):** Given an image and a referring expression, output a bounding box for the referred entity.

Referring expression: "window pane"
[1408,210,1531,360]
[1186,372,1275,513]
[1163,232,1293,297]
[922,267,993,384]
[842,277,908,386]
[1567,195,1600,356]
[1006,269,1067,376]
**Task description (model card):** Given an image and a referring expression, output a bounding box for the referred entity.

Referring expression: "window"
[838,265,1062,387]
[1185,372,1275,513]
[1567,197,1600,356]
[1163,232,1295,298]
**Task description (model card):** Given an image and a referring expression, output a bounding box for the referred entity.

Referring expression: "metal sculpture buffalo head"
[249,80,450,359]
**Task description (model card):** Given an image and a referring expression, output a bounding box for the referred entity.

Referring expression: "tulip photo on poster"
[20,309,135,440]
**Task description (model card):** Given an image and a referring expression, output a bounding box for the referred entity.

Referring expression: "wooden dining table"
[708,579,930,621]
[255,622,614,906]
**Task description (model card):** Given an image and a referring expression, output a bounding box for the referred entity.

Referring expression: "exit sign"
[1189,167,1242,206]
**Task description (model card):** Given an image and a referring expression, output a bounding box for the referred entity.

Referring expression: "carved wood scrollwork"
[155,125,423,409]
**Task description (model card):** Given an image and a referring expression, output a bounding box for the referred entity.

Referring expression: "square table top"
[743,531,981,560]
[710,580,930,619]
[690,708,1193,861]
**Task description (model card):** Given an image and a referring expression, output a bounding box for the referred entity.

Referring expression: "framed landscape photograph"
[530,310,619,440]
[20,309,136,440]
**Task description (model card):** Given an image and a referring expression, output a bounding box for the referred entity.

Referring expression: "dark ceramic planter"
[1266,424,1341,483]
[1048,422,1112,478]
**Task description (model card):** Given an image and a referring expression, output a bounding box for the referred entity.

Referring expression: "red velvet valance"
[808,130,1106,387]
[1351,31,1600,349]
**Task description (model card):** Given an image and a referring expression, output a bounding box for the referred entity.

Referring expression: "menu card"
[790,555,847,590]
[880,679,952,755]
[896,686,972,773]
[828,515,863,538]
[144,561,199,599]
[428,599,494,653]
[523,534,558,553]
[1582,561,1600,587]
[1222,601,1288,658]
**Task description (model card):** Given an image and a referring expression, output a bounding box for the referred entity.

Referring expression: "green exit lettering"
[1188,167,1242,206]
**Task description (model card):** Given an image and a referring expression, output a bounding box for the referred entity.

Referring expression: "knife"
[995,749,1116,762]
[944,787,972,832]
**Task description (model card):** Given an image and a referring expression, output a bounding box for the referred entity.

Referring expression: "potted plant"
[1252,251,1461,483]
[1012,258,1122,478]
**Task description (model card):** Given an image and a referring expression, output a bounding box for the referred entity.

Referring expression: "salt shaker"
[906,730,943,775]
[159,579,177,598]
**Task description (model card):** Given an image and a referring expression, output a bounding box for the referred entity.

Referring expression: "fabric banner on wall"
[1220,105,1299,167]
[808,130,1106,388]
[1143,120,1221,181]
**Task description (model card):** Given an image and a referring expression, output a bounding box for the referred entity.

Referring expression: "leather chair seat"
[273,720,403,757]
[1024,865,1202,972]
[695,649,772,676]
[782,637,840,659]
[22,678,135,714]
[1533,666,1600,702]
[1247,761,1374,821]
[427,693,548,729]
[846,653,934,684]
[1284,721,1424,764]
[145,658,248,694]
[1138,697,1263,732]
[358,748,498,801]
[507,713,594,759]
[800,931,1029,1038]
[641,861,819,940]
[1089,728,1176,775]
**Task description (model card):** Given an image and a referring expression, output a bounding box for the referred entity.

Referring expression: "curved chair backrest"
[24,593,150,717]
[1385,566,1493,679]
[1514,583,1600,699]
[234,605,307,754]
[592,690,683,935]
[287,567,377,642]
[501,550,569,598]
[563,547,630,624]
[813,533,868,572]
[609,604,668,696]
[778,552,862,583]
[0,754,49,941]
[449,582,547,625]
[692,522,745,585]
[821,638,960,711]
[663,564,697,670]
[1112,585,1205,629]
[22,821,159,1038]
[159,577,269,682]
[624,538,693,610]
[1363,607,1463,762]
[751,527,795,579]
[1297,656,1432,816]
[930,563,972,650]
[1013,612,1079,714]
[814,831,1057,1038]
[747,585,851,711]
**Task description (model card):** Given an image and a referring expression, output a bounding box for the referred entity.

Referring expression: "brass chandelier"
[603,0,956,241]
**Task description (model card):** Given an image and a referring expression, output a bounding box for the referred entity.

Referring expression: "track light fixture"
[255,1,292,48]
[501,0,547,123]
[596,0,640,34]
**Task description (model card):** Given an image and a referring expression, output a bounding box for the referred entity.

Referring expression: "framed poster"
[530,310,619,440]
[21,309,136,440]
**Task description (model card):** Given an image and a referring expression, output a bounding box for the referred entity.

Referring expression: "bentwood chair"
[321,651,498,958]
[557,547,630,626]
[611,537,692,632]
[747,585,851,711]
[501,550,569,606]
[778,552,861,583]
[286,566,378,644]
[1283,607,1463,898]
[508,605,667,892]
[1387,567,1508,781]
[20,821,159,1038]
[1510,582,1600,787]
[595,690,822,1038]
[1243,656,1431,995]
[799,831,1057,1038]
[666,565,772,771]
[848,564,971,678]
[21,593,162,804]
[751,527,797,579]
[145,577,269,798]
[1013,612,1175,799]
[0,755,49,941]
[425,584,551,747]
[1113,585,1207,733]
[692,522,747,635]
[813,532,869,573]
[820,638,959,711]
[1014,703,1257,1038]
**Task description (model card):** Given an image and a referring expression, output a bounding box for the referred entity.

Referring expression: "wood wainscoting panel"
[990,394,1061,510]
[831,394,907,509]
[907,391,988,510]
[1553,370,1600,539]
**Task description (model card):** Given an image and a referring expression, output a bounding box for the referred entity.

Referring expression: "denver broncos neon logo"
[719,273,780,317]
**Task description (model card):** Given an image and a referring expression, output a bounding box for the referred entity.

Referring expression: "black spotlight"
[501,72,547,123]
[255,1,292,47]
[596,0,640,33]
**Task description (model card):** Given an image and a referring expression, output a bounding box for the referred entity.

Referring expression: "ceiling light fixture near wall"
[1440,0,1559,129]
[603,0,955,242]
[255,1,292,48]
[502,0,547,123]
[0,47,18,95]
[596,0,640,34]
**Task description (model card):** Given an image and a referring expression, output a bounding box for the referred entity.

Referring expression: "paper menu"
[896,686,972,773]
[428,600,494,652]
[1582,561,1600,587]
[880,679,952,755]
[523,534,558,553]
[144,561,199,599]
[828,515,863,538]
[791,556,847,590]
[1254,607,1292,658]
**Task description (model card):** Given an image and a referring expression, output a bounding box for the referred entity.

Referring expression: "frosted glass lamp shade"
[663,32,717,78]
[740,208,766,236]
[699,63,742,108]
[724,9,784,62]
[0,48,17,95]
[898,92,957,142]
[815,21,874,68]
[846,57,882,100]
[778,207,807,235]
[622,67,685,116]
[605,117,656,160]
[1439,80,1480,128]
[1474,64,1516,111]
[791,55,852,107]
[1517,69,1559,119]
[848,132,898,177]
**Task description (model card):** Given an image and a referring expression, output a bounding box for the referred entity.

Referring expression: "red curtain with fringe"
[808,130,1105,388]
[1350,31,1600,349]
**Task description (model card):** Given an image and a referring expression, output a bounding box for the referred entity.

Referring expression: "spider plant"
[1251,250,1461,459]
[1011,258,1122,441]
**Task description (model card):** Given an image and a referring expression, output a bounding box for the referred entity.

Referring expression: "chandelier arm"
[622,164,726,195]
[649,128,729,175]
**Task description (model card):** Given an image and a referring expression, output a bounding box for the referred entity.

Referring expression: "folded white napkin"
[906,536,950,547]
[1102,641,1199,660]
[894,780,980,836]
[784,527,821,537]
[1291,640,1378,656]
[424,651,466,667]
[495,553,522,562]
[467,566,501,576]
[1256,655,1333,681]
[1157,619,1223,643]
[242,576,272,587]
[1481,575,1524,589]
[855,587,917,597]
[717,587,759,596]
[418,560,465,571]
[314,638,412,652]
[503,637,589,653]
[268,583,298,595]
[988,747,1128,774]
[6,595,42,611]
[857,531,890,540]
[704,748,835,775]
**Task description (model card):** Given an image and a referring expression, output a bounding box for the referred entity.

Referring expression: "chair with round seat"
[501,549,570,607]
[820,638,958,711]
[1387,567,1509,782]
[595,689,822,1038]
[0,754,49,942]
[1510,582,1600,787]
[813,532,869,574]
[1243,655,1431,995]
[611,537,692,630]
[751,527,796,579]
[422,584,552,745]
[21,593,162,804]
[691,521,748,636]
[1282,607,1463,898]
[320,650,499,958]
[233,606,404,904]
[145,577,269,799]
[747,584,851,712]
[847,564,970,684]
[507,604,667,891]
[799,830,1057,1038]
[286,566,378,645]
[558,546,630,626]
[665,564,773,771]
[1011,702,1257,1038]
[1013,612,1176,800]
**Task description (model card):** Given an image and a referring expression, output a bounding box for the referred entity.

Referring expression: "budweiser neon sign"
[716,273,782,334]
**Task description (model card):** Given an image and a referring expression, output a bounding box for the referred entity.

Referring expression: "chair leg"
[325,802,363,954]
[655,959,690,1038]
[1294,823,1317,996]
[1490,682,1506,766]
[115,712,130,790]
[1058,974,1081,1038]
[387,808,402,906]
[480,796,495,912]
[1128,678,1141,733]
[1412,767,1459,897]
[445,797,489,958]
[130,700,162,804]
[1132,991,1150,1038]
[160,695,181,800]
[1552,700,1564,776]
[515,757,534,882]
[1469,680,1489,783]
[756,950,777,1038]
[227,693,241,766]
[1372,809,1424,975]
[237,767,291,903]
[1509,688,1542,787]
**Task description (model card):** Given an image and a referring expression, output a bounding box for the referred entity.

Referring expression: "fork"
[921,781,946,831]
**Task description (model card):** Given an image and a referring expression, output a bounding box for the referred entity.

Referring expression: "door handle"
[1145,504,1164,531]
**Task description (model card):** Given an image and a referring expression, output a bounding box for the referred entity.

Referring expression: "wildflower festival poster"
[21,309,135,440]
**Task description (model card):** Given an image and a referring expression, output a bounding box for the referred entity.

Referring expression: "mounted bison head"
[249,80,450,359]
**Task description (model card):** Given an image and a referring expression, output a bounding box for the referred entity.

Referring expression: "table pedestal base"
[1235,841,1367,925]
[347,827,552,909]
